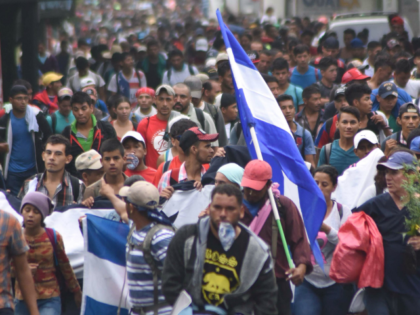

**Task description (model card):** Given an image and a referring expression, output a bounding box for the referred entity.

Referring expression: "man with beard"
[172,83,219,147]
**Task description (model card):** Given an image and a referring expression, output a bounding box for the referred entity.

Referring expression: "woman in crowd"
[14,192,81,315]
[111,96,140,139]
[214,163,244,188]
[293,165,354,315]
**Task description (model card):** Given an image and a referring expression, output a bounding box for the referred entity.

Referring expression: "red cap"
[241,160,272,191]
[341,68,371,84]
[391,16,404,26]
[135,87,155,98]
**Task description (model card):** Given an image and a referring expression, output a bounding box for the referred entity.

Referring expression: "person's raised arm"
[99,178,128,223]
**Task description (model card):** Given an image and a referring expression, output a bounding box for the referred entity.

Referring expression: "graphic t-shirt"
[125,167,157,184]
[137,115,169,168]
[201,229,249,308]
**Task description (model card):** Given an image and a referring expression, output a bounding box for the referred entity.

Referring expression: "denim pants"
[15,296,61,315]
[293,280,354,315]
[365,287,420,315]
[6,166,37,196]
[0,308,13,315]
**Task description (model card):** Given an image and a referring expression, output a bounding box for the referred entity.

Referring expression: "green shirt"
[70,115,97,152]
[388,115,401,133]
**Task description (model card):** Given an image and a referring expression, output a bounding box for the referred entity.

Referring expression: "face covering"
[218,222,236,252]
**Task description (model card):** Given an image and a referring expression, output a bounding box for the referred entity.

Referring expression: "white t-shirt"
[161,64,198,86]
[362,59,374,78]
[225,123,231,140]
[397,79,420,99]
[134,106,157,120]
[67,70,105,92]
[108,69,147,106]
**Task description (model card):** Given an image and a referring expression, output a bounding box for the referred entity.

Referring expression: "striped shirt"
[126,222,174,315]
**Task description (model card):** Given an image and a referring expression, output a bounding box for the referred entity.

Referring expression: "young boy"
[290,44,321,89]
[121,131,157,183]
[316,57,338,104]
[376,81,400,132]
[134,87,157,120]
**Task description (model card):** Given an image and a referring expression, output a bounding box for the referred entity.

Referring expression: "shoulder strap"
[188,64,194,75]
[69,176,80,203]
[324,142,332,165]
[169,168,180,186]
[236,121,242,139]
[195,108,205,130]
[336,202,343,220]
[51,112,57,134]
[167,68,172,81]
[315,68,320,81]
[207,103,218,122]
[45,228,59,267]
[163,160,171,173]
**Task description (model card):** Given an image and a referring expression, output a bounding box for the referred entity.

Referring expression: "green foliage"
[402,162,420,236]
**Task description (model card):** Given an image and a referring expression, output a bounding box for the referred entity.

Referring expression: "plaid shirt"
[18,171,85,208]
[157,162,206,192]
[0,210,28,308]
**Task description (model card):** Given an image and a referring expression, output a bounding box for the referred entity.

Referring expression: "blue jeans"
[293,280,354,315]
[365,287,420,315]
[15,297,61,315]
[6,166,37,196]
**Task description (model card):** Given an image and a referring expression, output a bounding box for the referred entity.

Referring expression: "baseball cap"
[391,16,404,26]
[354,130,379,149]
[216,53,229,64]
[184,76,203,99]
[75,149,102,171]
[205,58,217,68]
[377,151,416,170]
[341,68,370,84]
[80,77,96,89]
[241,160,272,191]
[246,50,260,64]
[58,87,73,101]
[323,37,339,49]
[204,67,219,80]
[155,84,175,96]
[410,136,420,154]
[378,82,398,99]
[398,102,419,117]
[196,38,209,52]
[387,38,400,49]
[42,72,63,86]
[179,127,219,153]
[334,86,346,99]
[119,181,159,209]
[196,73,210,83]
[350,38,365,49]
[121,131,146,148]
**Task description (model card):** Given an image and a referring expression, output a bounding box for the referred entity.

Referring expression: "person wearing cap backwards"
[62,91,116,177]
[137,85,181,168]
[33,72,63,115]
[381,102,420,156]
[139,40,167,90]
[120,181,175,315]
[15,191,81,315]
[162,184,277,315]
[157,127,218,198]
[238,160,311,315]
[75,149,104,187]
[354,151,420,315]
[362,41,382,78]
[121,131,157,183]
[0,85,52,196]
[322,85,348,121]
[134,87,157,120]
[18,135,85,208]
[162,49,198,87]
[66,55,106,101]
[46,88,75,134]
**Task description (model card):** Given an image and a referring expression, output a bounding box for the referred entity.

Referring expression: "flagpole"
[249,127,295,270]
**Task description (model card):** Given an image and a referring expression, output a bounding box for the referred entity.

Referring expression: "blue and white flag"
[216,10,326,267]
[81,214,130,315]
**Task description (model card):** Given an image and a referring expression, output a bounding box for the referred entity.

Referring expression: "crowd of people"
[1,1,420,315]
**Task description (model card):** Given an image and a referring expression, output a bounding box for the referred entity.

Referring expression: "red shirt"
[124,167,157,184]
[137,115,169,168]
[153,155,182,187]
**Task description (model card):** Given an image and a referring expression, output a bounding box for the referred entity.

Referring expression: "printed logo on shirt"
[202,249,240,306]
[151,129,169,154]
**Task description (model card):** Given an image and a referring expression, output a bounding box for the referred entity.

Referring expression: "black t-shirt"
[316,81,337,100]
[146,62,161,90]
[201,228,250,308]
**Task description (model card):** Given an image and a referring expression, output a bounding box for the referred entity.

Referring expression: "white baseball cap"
[121,131,146,148]
[196,38,209,52]
[354,130,378,149]
[80,77,96,89]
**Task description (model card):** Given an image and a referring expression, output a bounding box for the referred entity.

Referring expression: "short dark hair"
[367,41,381,51]
[100,138,124,156]
[394,51,412,61]
[395,59,412,74]
[344,28,356,38]
[45,134,71,156]
[271,57,289,72]
[301,30,314,38]
[374,57,395,73]
[13,79,32,91]
[168,49,183,60]
[262,74,279,85]
[260,50,273,57]
[203,81,213,92]
[276,94,294,104]
[345,83,372,106]
[339,106,360,122]
[75,57,89,71]
[218,61,232,78]
[121,52,132,62]
[414,48,420,59]
[318,57,338,71]
[293,44,310,56]
[314,165,338,186]
[71,91,92,107]
[211,183,243,206]
[302,84,321,100]
[147,39,159,49]
[170,119,198,138]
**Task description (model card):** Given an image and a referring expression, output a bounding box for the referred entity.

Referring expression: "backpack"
[162,160,171,174]
[205,102,219,123]
[194,107,205,130]
[36,174,80,203]
[167,64,195,81]
[324,142,333,165]
[127,224,175,315]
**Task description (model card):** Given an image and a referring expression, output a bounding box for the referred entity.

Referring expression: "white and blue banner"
[81,214,130,315]
[216,10,327,267]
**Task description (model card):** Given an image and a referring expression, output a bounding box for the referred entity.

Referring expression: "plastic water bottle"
[126,153,139,170]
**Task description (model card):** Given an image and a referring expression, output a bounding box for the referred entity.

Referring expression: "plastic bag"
[330,212,384,288]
